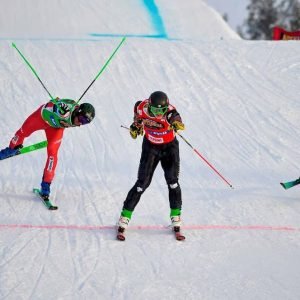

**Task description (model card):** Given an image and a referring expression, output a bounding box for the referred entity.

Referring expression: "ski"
[20,141,48,155]
[174,226,185,241]
[280,178,300,190]
[33,188,58,210]
[116,226,126,241]
[0,141,48,161]
[116,226,185,241]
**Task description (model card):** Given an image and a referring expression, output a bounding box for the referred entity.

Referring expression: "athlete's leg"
[42,127,64,183]
[121,138,160,215]
[9,105,46,148]
[161,139,182,217]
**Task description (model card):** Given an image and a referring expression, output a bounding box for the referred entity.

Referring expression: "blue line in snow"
[89,33,168,39]
[0,35,181,42]
[2,1,169,41]
[90,0,168,39]
[143,0,167,38]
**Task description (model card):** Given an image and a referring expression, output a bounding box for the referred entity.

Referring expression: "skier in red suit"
[117,91,185,238]
[0,98,95,199]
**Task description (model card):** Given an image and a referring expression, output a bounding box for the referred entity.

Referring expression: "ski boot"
[117,216,130,241]
[0,145,23,160]
[171,215,185,241]
[40,181,51,199]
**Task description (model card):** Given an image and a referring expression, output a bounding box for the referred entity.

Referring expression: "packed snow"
[0,1,300,299]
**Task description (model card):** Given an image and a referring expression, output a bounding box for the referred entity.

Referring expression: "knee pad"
[136,186,144,193]
[169,182,179,189]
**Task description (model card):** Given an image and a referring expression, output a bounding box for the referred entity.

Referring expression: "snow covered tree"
[277,0,300,30]
[238,0,300,40]
[238,0,278,40]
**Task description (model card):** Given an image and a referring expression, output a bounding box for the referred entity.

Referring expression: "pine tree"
[277,0,300,30]
[238,0,300,40]
[290,1,300,30]
[239,0,278,40]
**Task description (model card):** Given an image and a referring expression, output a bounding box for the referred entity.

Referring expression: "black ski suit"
[122,100,183,213]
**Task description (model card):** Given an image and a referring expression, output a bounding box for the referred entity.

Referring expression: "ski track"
[26,231,51,299]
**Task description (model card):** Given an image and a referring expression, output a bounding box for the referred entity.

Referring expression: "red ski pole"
[177,132,234,189]
[121,124,233,188]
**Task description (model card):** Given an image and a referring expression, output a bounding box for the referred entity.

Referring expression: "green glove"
[172,120,185,132]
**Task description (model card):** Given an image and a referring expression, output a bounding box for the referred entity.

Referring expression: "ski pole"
[77,37,126,103]
[121,124,233,188]
[121,125,129,130]
[176,132,234,189]
[12,43,55,101]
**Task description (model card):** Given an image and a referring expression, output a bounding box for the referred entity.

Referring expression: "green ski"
[19,141,48,154]
[0,141,47,161]
[280,178,300,190]
[33,188,58,210]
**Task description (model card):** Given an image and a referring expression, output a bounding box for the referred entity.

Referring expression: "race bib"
[148,134,164,144]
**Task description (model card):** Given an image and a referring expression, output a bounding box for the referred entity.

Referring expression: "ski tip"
[33,187,58,210]
[49,206,58,210]
[117,226,126,241]
[117,234,126,241]
[175,232,186,241]
[280,183,287,190]
[176,235,186,241]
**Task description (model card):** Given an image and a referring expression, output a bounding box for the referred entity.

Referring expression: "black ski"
[174,226,185,241]
[116,226,185,241]
[33,188,58,210]
[116,226,126,241]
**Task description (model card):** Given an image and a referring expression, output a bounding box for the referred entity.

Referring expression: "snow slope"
[205,0,249,31]
[1,1,300,300]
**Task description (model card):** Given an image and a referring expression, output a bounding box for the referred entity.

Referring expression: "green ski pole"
[77,37,126,103]
[12,43,55,101]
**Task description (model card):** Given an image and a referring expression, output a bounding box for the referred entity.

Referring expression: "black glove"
[58,102,70,115]
[130,123,144,139]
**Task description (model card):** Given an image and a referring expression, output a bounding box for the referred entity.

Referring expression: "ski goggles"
[78,114,91,125]
[149,105,168,116]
